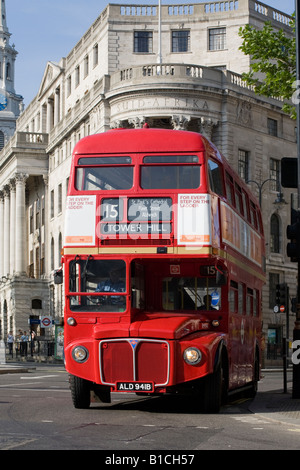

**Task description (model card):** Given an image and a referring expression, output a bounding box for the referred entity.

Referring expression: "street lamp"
[246,178,283,207]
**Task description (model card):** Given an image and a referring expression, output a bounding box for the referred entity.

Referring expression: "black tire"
[69,374,91,409]
[202,361,224,413]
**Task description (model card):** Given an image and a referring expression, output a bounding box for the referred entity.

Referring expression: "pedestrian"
[7,331,14,358]
[20,330,28,357]
[30,330,36,356]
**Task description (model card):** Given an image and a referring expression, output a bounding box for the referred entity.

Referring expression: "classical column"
[47,97,54,133]
[0,191,4,277]
[15,173,28,275]
[3,185,10,276]
[9,179,16,274]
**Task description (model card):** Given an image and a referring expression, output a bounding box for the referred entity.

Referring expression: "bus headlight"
[72,346,89,363]
[183,347,202,365]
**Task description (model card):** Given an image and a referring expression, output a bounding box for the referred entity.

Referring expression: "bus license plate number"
[116,382,154,393]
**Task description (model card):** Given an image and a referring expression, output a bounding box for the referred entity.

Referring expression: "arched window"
[270,213,280,253]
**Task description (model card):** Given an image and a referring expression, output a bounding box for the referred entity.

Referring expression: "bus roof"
[73,128,209,155]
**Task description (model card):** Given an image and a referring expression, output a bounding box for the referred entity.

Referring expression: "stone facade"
[0,0,296,361]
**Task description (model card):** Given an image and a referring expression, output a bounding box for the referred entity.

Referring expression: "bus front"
[63,129,227,412]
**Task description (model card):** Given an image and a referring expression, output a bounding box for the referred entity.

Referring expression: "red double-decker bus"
[62,128,265,412]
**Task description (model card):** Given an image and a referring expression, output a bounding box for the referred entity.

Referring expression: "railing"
[267,342,283,360]
[6,339,57,361]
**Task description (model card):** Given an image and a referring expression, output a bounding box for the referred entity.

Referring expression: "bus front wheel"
[202,360,226,413]
[69,374,91,409]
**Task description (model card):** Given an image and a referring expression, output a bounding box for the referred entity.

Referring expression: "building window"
[172,30,190,52]
[84,55,89,78]
[35,198,40,229]
[58,183,62,214]
[51,238,54,271]
[75,65,80,87]
[0,129,5,150]
[67,75,71,97]
[209,28,226,51]
[270,158,280,191]
[270,213,280,253]
[268,118,278,137]
[0,130,4,150]
[6,62,11,80]
[238,149,249,182]
[41,196,45,226]
[93,44,99,67]
[29,206,33,234]
[134,31,153,53]
[50,190,54,218]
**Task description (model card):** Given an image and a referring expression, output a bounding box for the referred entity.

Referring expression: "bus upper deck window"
[208,159,224,196]
[141,155,200,190]
[76,156,133,191]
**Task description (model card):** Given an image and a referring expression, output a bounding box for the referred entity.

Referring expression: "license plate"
[116,381,154,393]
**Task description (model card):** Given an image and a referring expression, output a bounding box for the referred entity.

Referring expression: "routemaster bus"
[61,128,265,412]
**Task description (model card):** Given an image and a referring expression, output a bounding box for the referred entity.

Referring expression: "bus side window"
[250,201,258,229]
[254,289,259,316]
[246,288,254,316]
[238,283,245,315]
[229,280,238,313]
[225,172,235,206]
[242,190,250,223]
[235,184,244,217]
[208,159,224,196]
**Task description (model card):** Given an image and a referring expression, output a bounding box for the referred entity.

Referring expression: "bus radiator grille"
[99,338,170,387]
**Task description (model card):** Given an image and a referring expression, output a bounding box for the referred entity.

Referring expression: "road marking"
[1,439,38,450]
[232,416,270,424]
[0,382,43,387]
[20,375,59,380]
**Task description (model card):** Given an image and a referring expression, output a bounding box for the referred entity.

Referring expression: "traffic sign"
[274,305,286,313]
[40,316,53,328]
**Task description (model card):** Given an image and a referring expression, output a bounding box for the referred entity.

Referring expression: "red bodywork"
[63,129,265,396]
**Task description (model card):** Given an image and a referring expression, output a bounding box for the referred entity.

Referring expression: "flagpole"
[157,0,162,65]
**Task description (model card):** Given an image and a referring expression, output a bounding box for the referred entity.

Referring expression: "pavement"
[248,370,300,427]
[1,361,300,426]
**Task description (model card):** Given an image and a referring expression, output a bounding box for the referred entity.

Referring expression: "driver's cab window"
[69,258,126,312]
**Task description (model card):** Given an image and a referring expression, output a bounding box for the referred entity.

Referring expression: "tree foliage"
[238,19,296,118]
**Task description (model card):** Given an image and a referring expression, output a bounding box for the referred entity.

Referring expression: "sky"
[5,0,296,108]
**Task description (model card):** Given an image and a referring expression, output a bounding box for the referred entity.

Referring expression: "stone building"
[0,0,296,361]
